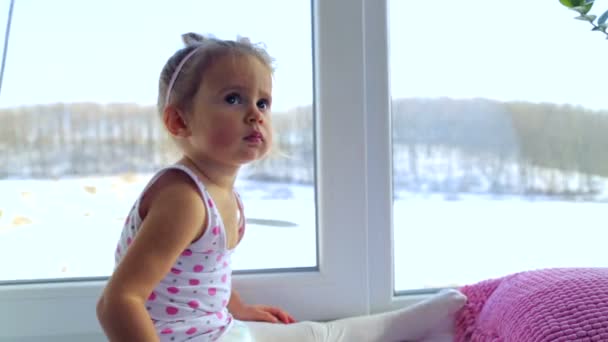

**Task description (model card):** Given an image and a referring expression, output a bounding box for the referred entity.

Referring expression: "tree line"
[0,102,314,182]
[391,98,608,198]
[1,98,606,199]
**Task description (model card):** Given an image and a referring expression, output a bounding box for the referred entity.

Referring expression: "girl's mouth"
[244,132,264,142]
[244,132,263,143]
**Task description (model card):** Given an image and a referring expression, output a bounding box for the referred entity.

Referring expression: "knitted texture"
[455,268,608,342]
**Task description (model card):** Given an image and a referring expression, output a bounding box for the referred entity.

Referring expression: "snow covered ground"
[0,174,606,291]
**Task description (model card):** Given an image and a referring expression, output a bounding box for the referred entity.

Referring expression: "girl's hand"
[232,304,296,324]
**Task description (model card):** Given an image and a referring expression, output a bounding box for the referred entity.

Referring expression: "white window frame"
[363,0,434,314]
[0,0,427,340]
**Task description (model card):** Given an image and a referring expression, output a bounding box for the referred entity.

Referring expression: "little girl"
[96,33,466,342]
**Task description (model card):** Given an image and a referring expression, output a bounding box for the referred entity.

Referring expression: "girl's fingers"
[272,308,294,324]
[254,305,294,324]
[275,310,290,324]
[270,306,296,324]
[261,311,279,323]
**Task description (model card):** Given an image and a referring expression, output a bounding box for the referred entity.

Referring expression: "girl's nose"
[246,107,264,124]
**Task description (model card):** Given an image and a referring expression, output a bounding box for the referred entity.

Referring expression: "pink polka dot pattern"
[456,268,608,342]
[165,306,178,315]
[114,165,242,341]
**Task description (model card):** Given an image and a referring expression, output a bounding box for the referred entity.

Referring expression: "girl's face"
[185,54,273,166]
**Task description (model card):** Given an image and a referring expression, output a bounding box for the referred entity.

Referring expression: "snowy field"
[0,174,606,291]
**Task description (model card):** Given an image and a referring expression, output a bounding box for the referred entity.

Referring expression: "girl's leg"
[244,320,328,342]
[322,289,466,341]
[242,289,466,342]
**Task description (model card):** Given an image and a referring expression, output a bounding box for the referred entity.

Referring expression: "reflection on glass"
[390,0,608,291]
[0,0,315,282]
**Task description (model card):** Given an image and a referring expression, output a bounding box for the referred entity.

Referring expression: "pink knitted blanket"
[455,268,608,341]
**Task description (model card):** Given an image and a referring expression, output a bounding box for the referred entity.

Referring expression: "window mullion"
[362,0,404,313]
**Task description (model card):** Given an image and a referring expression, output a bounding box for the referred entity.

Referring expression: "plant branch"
[586,18,608,38]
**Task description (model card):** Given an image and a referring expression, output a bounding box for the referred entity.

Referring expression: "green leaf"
[571,4,593,14]
[560,0,585,8]
[598,9,608,25]
[574,14,596,21]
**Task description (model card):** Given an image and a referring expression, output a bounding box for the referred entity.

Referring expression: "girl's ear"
[163,105,191,137]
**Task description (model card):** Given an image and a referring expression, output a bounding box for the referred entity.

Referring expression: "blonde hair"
[157,32,274,116]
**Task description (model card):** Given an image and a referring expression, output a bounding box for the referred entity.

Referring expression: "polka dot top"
[114,164,246,341]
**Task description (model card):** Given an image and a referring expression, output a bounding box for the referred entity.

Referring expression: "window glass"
[390,0,608,291]
[0,0,316,282]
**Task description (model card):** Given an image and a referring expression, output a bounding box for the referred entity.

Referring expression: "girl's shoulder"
[139,164,207,221]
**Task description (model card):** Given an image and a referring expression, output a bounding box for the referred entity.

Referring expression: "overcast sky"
[2,0,608,111]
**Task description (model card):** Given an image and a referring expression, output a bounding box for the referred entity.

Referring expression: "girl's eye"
[257,99,270,110]
[225,93,242,105]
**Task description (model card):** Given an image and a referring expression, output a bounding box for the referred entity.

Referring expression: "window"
[11,1,603,338]
[390,0,608,292]
[0,0,316,282]
[1,1,374,339]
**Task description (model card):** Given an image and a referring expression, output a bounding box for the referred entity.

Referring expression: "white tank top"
[114,164,245,341]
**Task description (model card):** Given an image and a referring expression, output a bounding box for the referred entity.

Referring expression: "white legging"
[223,289,466,342]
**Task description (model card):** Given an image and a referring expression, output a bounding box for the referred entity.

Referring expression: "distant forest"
[1,98,607,200]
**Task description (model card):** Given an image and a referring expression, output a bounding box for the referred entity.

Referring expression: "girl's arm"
[96,172,207,341]
[227,288,247,314]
